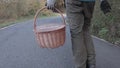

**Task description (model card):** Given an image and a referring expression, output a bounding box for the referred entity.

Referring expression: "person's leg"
[83,18,96,68]
[66,0,87,68]
[82,2,96,68]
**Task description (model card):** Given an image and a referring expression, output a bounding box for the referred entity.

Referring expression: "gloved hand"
[100,0,111,14]
[46,0,56,10]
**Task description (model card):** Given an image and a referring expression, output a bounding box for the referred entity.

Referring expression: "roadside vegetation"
[0,0,53,28]
[92,0,120,45]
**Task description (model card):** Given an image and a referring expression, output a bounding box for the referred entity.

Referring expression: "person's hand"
[46,0,56,11]
[100,0,111,14]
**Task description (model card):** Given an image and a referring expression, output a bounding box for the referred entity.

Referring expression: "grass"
[0,14,57,29]
[0,15,33,28]
[91,0,120,45]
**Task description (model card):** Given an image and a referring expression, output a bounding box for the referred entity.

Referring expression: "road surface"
[0,17,120,68]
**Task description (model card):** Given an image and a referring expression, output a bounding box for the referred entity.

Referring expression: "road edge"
[92,36,120,48]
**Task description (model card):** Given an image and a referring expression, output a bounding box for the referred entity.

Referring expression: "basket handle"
[34,7,66,31]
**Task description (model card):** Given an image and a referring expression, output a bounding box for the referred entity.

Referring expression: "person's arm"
[100,0,111,14]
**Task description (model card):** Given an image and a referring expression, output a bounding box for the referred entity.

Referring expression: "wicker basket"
[34,7,66,48]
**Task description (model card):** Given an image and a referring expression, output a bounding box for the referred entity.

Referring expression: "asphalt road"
[0,17,120,68]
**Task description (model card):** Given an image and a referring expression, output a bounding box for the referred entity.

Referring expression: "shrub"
[0,0,52,23]
[92,0,120,45]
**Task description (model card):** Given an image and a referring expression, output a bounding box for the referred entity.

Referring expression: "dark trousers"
[66,0,96,68]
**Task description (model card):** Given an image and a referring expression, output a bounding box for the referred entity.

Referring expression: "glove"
[46,0,66,13]
[46,0,56,10]
[100,0,111,14]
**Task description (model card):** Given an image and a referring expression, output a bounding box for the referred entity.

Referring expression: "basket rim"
[35,25,65,33]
